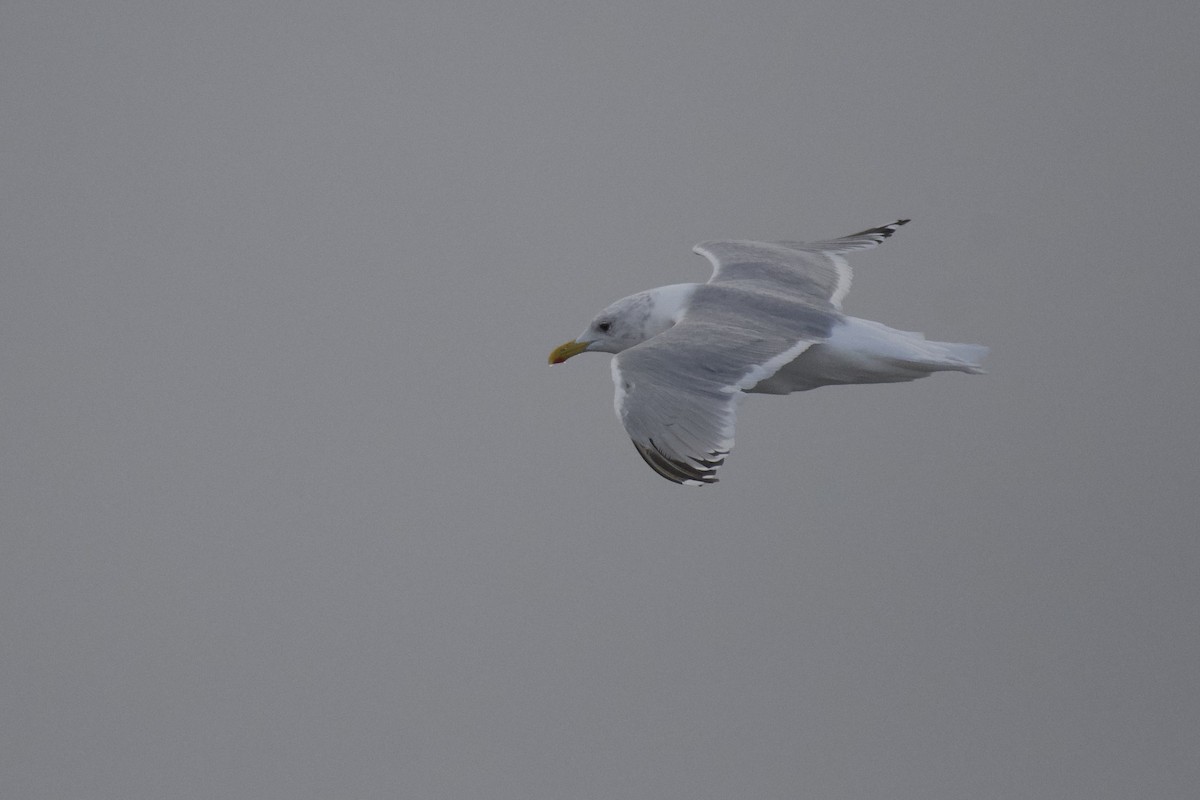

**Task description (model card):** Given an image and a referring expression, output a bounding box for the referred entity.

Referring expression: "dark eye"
[597,321,611,333]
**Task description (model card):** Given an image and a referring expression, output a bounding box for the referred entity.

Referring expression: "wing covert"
[693,219,909,309]
[611,284,836,484]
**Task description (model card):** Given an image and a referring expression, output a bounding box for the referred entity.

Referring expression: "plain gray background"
[3,2,1198,798]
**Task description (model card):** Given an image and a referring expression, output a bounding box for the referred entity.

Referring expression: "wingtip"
[634,439,723,485]
[838,218,911,243]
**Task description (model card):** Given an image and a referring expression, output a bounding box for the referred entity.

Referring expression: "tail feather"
[935,342,989,374]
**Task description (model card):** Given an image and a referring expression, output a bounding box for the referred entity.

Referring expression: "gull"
[549,220,987,485]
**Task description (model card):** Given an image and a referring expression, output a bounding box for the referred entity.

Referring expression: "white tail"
[935,342,989,374]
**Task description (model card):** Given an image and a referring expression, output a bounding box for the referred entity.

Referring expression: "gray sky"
[3,1,1198,798]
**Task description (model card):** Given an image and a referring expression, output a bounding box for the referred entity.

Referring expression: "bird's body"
[748,315,987,395]
[549,220,987,485]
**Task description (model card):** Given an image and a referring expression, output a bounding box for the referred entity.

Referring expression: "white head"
[549,283,698,363]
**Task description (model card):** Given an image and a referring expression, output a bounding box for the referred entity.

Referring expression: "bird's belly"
[745,317,933,395]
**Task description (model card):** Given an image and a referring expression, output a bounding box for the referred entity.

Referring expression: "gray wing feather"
[776,218,911,255]
[693,219,909,309]
[614,220,907,483]
[612,284,837,484]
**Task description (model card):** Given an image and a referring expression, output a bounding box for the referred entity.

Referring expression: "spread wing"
[611,284,837,484]
[692,219,909,310]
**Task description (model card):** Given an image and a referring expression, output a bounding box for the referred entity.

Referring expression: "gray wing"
[693,219,909,310]
[612,284,837,484]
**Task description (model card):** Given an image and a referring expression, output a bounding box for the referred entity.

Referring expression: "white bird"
[549,220,987,485]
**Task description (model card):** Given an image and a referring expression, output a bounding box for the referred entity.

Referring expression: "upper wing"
[692,219,909,310]
[611,284,837,484]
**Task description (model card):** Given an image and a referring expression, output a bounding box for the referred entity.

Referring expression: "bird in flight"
[549,220,987,485]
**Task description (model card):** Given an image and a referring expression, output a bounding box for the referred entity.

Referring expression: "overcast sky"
[3,2,1198,798]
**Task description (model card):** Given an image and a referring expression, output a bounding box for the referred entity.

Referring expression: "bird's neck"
[643,283,699,337]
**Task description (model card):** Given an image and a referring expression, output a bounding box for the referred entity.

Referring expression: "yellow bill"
[548,340,589,364]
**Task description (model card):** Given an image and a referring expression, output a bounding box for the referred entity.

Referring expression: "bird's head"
[548,284,697,364]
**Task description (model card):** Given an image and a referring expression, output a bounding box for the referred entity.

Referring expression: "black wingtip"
[840,218,911,242]
[634,439,721,485]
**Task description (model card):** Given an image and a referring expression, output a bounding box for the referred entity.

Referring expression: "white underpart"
[822,317,987,375]
[747,317,987,394]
